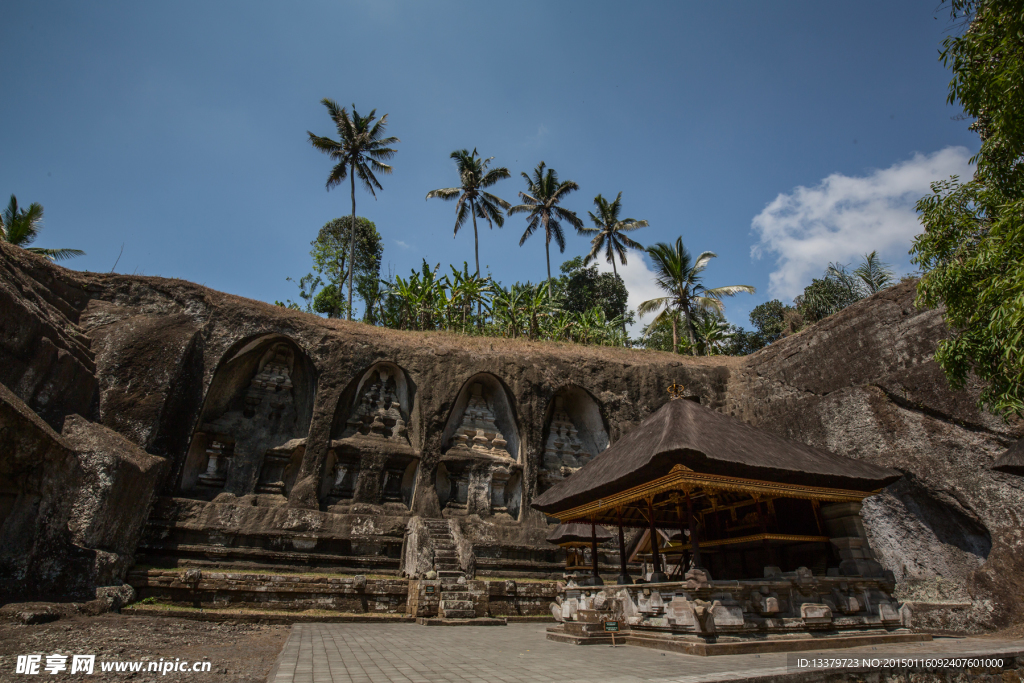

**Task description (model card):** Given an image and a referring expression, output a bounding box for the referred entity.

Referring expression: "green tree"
[749,299,801,345]
[508,162,585,298]
[580,192,647,279]
[426,149,511,283]
[308,100,398,320]
[309,217,383,319]
[796,264,863,322]
[638,238,755,355]
[557,256,633,326]
[911,1,1024,416]
[1,195,84,262]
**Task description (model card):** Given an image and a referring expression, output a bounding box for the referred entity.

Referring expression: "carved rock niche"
[339,363,412,443]
[539,386,609,492]
[179,336,316,499]
[437,374,523,519]
[321,362,419,509]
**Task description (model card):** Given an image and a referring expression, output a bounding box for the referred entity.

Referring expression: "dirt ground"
[0,612,289,682]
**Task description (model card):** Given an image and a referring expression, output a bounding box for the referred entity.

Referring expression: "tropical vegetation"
[426,149,511,280]
[508,162,584,298]
[580,192,647,279]
[1,195,84,262]
[638,238,755,354]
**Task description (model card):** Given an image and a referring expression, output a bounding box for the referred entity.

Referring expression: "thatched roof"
[533,398,901,515]
[546,522,613,545]
[993,438,1024,476]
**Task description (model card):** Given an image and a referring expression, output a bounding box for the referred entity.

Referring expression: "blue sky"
[2,1,976,331]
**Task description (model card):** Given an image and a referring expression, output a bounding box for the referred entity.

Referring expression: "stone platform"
[546,622,931,655]
[267,622,1024,683]
[415,616,507,626]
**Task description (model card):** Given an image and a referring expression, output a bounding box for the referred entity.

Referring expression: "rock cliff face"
[0,242,1020,628]
[723,283,1023,629]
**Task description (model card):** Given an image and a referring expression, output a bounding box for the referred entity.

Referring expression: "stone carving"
[446,383,511,459]
[191,342,303,495]
[244,346,294,417]
[197,440,233,488]
[324,450,361,500]
[342,368,409,443]
[255,439,305,495]
[382,460,408,502]
[539,397,597,491]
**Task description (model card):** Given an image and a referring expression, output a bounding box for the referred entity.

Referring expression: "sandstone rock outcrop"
[0,241,1020,630]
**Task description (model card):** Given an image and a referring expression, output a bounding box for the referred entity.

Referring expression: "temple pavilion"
[533,393,901,583]
[534,392,927,654]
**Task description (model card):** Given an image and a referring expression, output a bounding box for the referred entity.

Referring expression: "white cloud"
[394,239,411,249]
[751,147,973,300]
[593,252,664,335]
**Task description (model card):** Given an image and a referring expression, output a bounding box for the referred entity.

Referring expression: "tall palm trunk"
[349,173,356,321]
[545,240,552,299]
[682,304,697,356]
[611,258,627,337]
[544,215,553,299]
[471,200,481,320]
[671,315,678,354]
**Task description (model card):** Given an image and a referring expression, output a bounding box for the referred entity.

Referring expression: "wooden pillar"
[647,497,667,583]
[590,518,603,585]
[755,496,776,568]
[616,507,632,585]
[674,495,688,575]
[709,496,722,540]
[685,489,702,570]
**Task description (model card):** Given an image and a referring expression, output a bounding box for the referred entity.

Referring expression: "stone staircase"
[422,519,476,619]
[423,519,463,580]
[438,581,476,619]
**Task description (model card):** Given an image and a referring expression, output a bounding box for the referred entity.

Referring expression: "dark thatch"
[533,398,901,515]
[993,439,1024,476]
[546,522,613,546]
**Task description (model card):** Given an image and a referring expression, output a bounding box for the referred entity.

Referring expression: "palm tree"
[426,149,509,319]
[638,238,755,355]
[852,251,895,293]
[1,195,84,262]
[426,149,511,279]
[508,162,584,298]
[308,100,399,320]
[580,192,647,279]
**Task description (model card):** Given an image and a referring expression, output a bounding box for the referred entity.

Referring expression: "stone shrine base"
[546,622,931,656]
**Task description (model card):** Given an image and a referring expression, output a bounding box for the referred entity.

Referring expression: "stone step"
[434,551,458,560]
[440,598,473,610]
[440,608,476,619]
[438,571,464,579]
[434,559,460,568]
[442,592,471,601]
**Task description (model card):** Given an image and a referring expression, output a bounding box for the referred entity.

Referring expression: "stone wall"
[129,570,557,617]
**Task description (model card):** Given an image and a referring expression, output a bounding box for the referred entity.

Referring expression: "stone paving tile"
[270,623,1023,683]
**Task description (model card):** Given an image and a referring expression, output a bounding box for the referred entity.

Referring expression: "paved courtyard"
[268,623,1024,683]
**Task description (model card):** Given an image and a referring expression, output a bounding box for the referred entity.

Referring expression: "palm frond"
[28,247,85,262]
[426,187,461,201]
